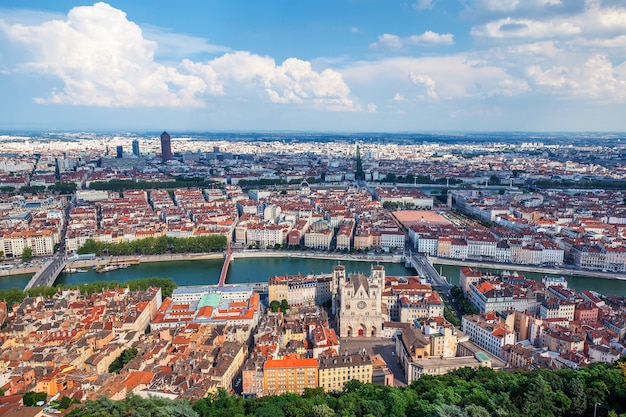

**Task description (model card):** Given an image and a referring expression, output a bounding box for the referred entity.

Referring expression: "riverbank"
[0,265,38,276]
[66,252,224,269]
[429,256,626,281]
[233,250,402,263]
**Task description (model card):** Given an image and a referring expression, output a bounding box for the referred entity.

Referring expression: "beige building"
[541,329,585,354]
[336,221,354,250]
[3,230,56,257]
[396,324,504,383]
[318,353,372,392]
[304,220,333,249]
[335,265,387,338]
[208,342,246,392]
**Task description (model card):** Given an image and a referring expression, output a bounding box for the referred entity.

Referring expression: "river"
[434,264,626,297]
[2,258,625,297]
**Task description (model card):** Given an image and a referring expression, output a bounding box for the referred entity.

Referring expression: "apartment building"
[462,313,515,358]
[263,358,318,396]
[318,354,372,392]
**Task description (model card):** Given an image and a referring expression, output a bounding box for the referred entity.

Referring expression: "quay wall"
[429,256,626,281]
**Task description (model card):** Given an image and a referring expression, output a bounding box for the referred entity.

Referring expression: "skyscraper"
[116,145,123,159]
[160,131,172,162]
[132,139,140,157]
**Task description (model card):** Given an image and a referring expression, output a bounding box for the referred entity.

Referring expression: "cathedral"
[332,264,388,338]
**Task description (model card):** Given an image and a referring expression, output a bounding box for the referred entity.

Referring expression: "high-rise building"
[132,139,140,157]
[116,145,123,159]
[160,131,172,162]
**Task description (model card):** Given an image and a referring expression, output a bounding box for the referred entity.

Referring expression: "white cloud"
[471,17,582,39]
[343,55,528,104]
[141,25,230,59]
[471,3,626,40]
[187,52,355,110]
[526,64,575,88]
[409,72,439,100]
[370,34,403,49]
[369,31,454,50]
[3,2,206,107]
[0,2,356,112]
[414,0,436,11]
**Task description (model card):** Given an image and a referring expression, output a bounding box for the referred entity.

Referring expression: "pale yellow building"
[318,354,372,392]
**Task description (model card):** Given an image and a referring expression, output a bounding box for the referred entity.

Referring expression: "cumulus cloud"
[341,54,531,108]
[471,2,626,40]
[464,0,626,102]
[409,72,439,100]
[0,2,355,111]
[193,52,354,110]
[369,31,454,49]
[3,2,206,107]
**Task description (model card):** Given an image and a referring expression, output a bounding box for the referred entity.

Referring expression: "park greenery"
[65,361,626,417]
[533,178,626,190]
[0,277,177,308]
[77,235,227,256]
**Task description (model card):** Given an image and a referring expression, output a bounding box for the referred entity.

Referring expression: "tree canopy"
[0,277,177,309]
[77,235,227,256]
[65,360,626,417]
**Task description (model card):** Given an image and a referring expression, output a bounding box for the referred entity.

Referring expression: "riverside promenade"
[428,256,626,281]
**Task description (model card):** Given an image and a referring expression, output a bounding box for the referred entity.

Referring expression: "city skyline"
[1,1,626,132]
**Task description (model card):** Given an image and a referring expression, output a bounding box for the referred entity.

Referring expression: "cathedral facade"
[333,264,388,338]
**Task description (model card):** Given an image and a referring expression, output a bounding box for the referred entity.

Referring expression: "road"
[341,337,406,387]
[406,251,451,292]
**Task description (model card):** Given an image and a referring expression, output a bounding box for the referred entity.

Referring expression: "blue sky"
[1,0,626,132]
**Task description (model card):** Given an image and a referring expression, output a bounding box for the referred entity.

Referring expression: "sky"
[1,0,626,132]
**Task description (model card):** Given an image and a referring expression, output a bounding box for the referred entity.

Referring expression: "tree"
[280,299,289,312]
[108,347,139,373]
[312,403,335,417]
[269,300,281,312]
[488,174,500,185]
[21,246,33,262]
[50,395,79,411]
[23,391,46,406]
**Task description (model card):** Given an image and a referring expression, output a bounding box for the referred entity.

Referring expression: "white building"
[462,313,515,358]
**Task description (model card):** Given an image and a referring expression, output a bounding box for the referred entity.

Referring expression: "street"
[340,336,407,387]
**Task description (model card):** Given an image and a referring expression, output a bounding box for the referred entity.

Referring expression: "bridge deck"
[217,243,233,287]
[25,257,66,290]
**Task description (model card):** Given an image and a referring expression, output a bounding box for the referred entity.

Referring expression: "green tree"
[23,391,47,406]
[108,347,139,373]
[21,246,33,262]
[312,403,335,417]
[280,299,289,312]
[269,300,281,312]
